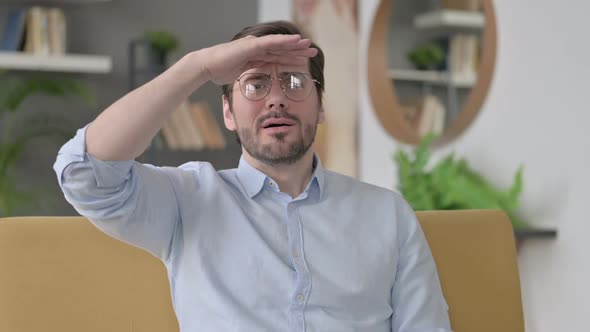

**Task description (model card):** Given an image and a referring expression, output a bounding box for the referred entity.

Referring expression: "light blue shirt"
[54,126,451,332]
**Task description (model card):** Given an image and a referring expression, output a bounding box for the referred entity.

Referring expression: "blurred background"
[0,0,587,331]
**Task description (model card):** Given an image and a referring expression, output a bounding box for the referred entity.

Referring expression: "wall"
[257,0,588,330]
[258,0,291,21]
[6,0,257,216]
[358,0,589,331]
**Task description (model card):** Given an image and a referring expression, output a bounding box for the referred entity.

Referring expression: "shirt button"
[296,294,305,302]
[293,250,300,257]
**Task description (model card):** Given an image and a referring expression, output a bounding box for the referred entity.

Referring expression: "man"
[54,21,451,332]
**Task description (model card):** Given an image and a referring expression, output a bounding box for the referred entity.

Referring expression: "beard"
[235,110,318,166]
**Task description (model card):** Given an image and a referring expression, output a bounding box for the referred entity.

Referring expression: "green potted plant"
[144,30,180,67]
[0,73,94,216]
[407,42,446,70]
[394,134,529,229]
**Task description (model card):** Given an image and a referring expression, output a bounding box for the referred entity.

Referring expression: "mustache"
[256,111,300,128]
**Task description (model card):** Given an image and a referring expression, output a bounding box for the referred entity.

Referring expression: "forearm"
[86,50,210,161]
[84,33,316,161]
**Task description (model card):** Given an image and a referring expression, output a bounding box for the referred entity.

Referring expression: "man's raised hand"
[200,34,318,85]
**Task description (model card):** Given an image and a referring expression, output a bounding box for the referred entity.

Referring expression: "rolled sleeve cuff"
[53,124,135,188]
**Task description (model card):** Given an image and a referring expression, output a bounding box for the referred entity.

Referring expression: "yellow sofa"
[0,210,524,332]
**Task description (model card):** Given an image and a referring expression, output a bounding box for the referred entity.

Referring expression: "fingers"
[250,54,309,66]
[244,35,318,68]
[246,34,315,54]
[267,48,318,58]
[270,37,313,51]
[254,34,303,48]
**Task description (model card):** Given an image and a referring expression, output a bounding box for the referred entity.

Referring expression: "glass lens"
[281,72,312,101]
[240,73,271,100]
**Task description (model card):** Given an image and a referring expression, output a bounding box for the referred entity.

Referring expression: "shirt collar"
[237,154,325,200]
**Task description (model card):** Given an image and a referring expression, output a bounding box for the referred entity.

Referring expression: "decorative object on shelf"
[394,134,529,229]
[407,42,445,70]
[403,33,480,82]
[367,0,496,146]
[0,74,94,216]
[143,30,180,68]
[128,30,180,90]
[292,0,359,177]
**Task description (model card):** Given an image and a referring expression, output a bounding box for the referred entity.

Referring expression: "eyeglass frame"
[230,72,321,102]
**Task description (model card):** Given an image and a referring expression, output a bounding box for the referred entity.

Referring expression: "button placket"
[286,202,311,330]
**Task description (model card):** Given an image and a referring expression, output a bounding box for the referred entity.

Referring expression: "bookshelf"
[0,0,113,73]
[0,0,111,5]
[127,39,228,165]
[367,0,497,145]
[413,9,485,29]
[0,51,111,73]
[515,227,558,249]
[515,228,558,241]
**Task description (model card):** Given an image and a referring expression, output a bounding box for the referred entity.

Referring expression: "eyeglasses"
[234,72,320,102]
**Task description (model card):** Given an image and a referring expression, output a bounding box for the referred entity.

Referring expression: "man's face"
[222,63,324,166]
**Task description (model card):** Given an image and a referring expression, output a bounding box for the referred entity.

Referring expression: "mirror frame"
[367,0,497,145]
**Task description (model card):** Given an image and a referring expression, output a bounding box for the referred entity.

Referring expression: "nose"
[265,78,288,110]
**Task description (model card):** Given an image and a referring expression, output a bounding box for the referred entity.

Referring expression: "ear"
[222,95,237,131]
[318,105,326,124]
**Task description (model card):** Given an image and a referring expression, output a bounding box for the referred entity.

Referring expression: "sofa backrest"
[0,210,524,332]
[418,210,524,332]
[0,216,178,332]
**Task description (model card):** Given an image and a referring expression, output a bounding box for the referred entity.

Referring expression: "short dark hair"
[221,20,325,105]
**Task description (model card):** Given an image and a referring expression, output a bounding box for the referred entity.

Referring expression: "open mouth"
[263,123,293,129]
[260,118,296,131]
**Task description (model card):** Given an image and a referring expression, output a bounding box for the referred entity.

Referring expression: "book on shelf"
[189,102,226,150]
[0,8,27,51]
[417,94,446,137]
[25,6,50,55]
[443,33,479,82]
[160,110,182,150]
[401,94,446,137]
[163,101,190,150]
[160,101,226,151]
[47,7,66,55]
[179,101,206,150]
[1,6,67,55]
[169,101,204,150]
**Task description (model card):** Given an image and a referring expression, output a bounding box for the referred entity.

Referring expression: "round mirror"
[367,0,497,145]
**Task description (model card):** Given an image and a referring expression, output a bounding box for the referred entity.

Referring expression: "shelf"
[388,69,475,87]
[514,228,558,241]
[0,52,112,73]
[414,10,485,29]
[0,0,111,5]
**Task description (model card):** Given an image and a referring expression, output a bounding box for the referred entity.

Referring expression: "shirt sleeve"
[53,125,189,263]
[391,196,452,332]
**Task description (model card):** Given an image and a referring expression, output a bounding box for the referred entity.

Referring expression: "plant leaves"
[394,135,529,228]
[0,76,95,112]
